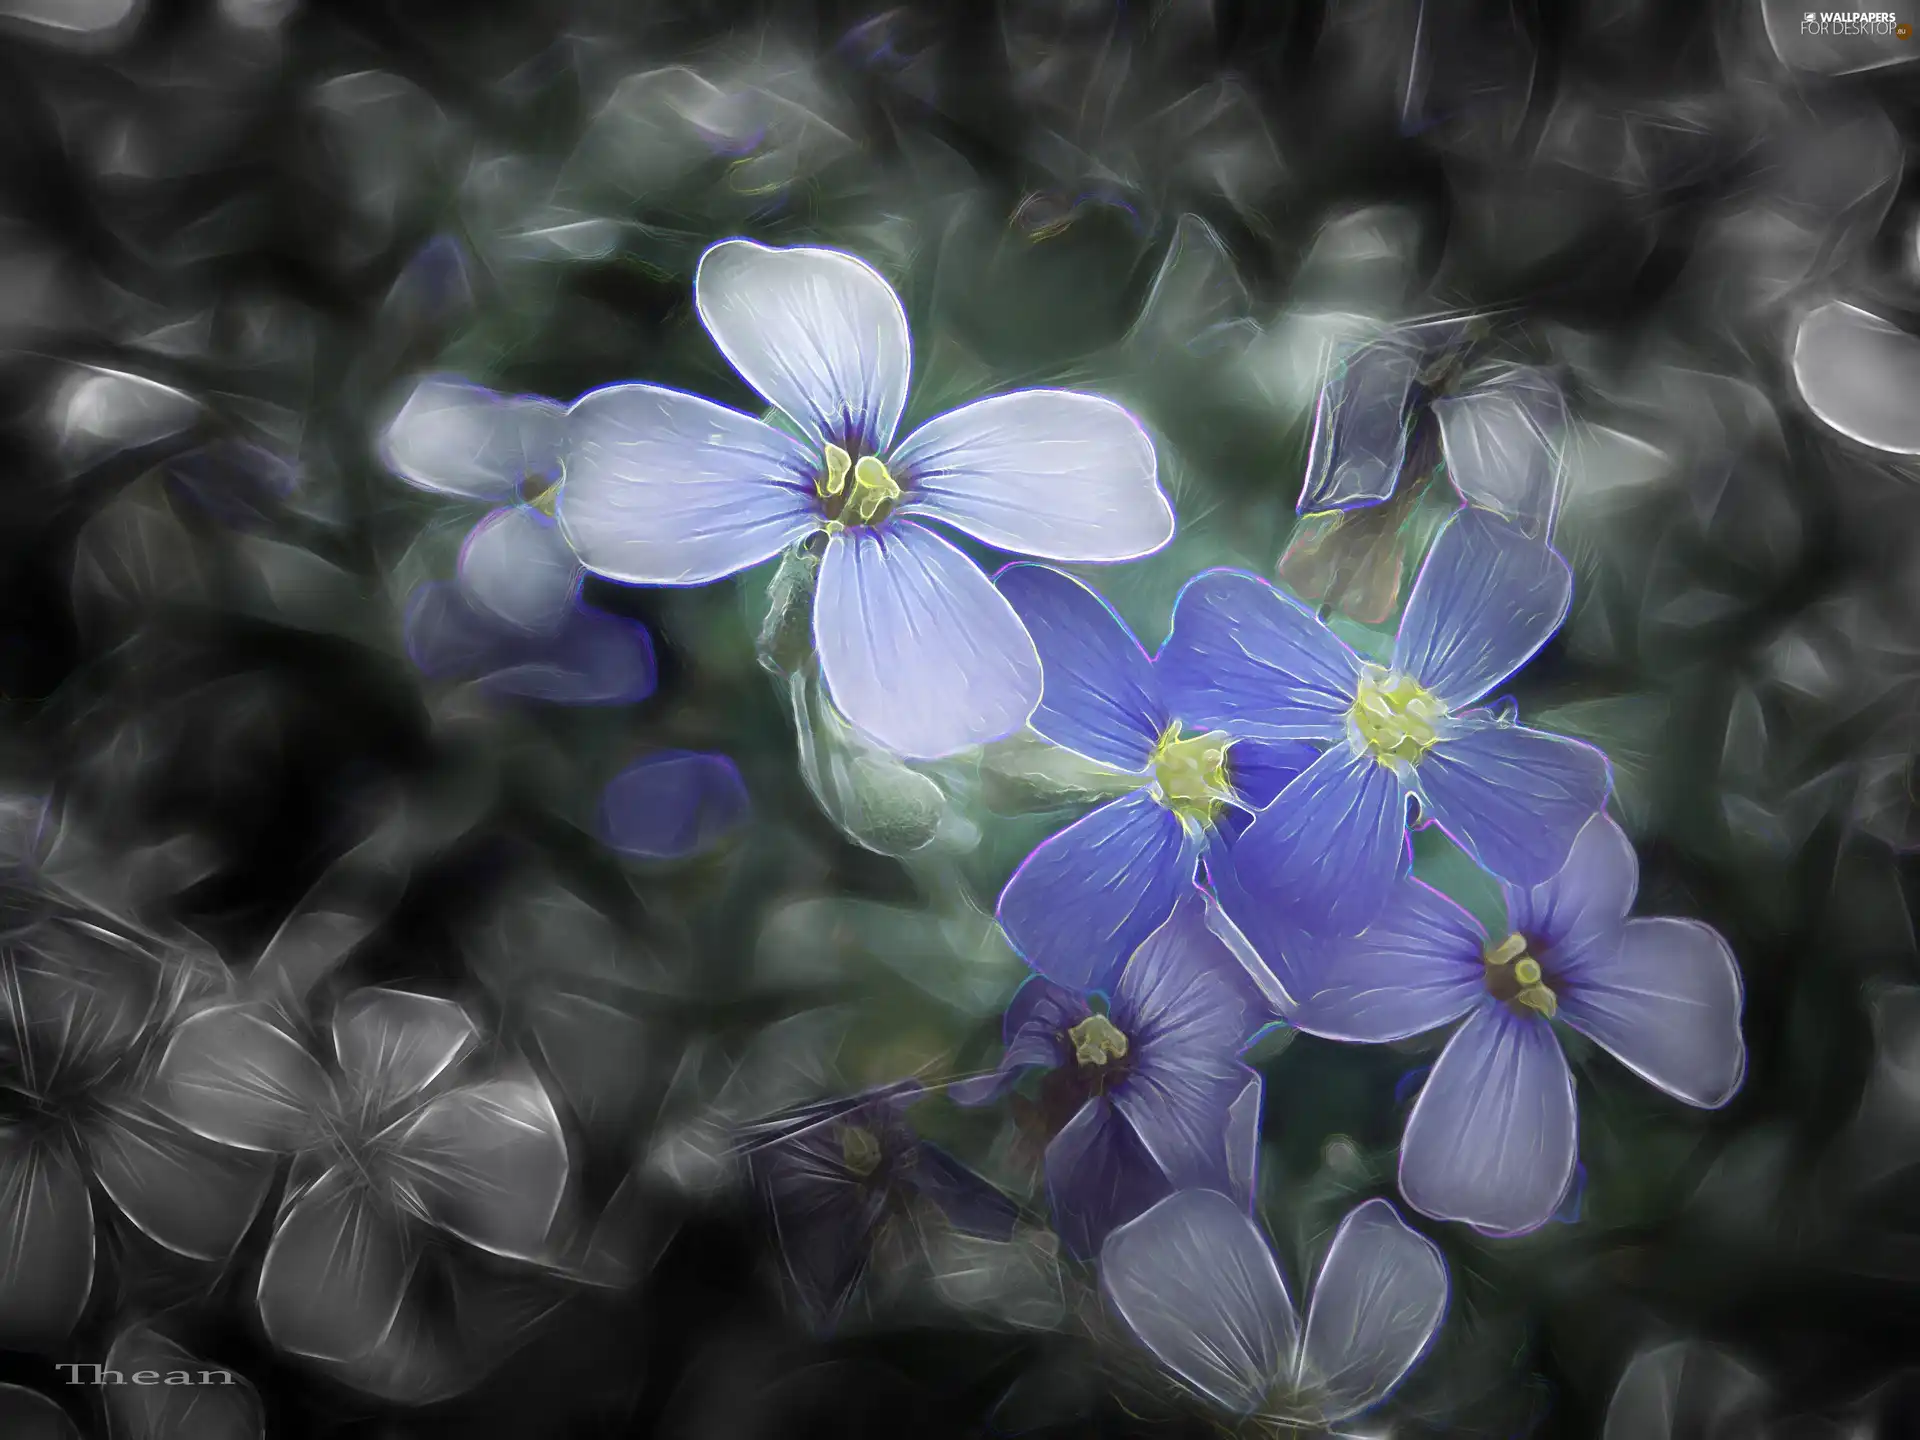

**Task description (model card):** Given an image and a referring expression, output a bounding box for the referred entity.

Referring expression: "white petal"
[379,376,562,502]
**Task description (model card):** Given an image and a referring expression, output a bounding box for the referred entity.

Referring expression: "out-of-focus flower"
[741,1080,1018,1330]
[955,894,1265,1258]
[992,564,1312,990]
[598,750,751,860]
[1790,300,1920,456]
[0,917,274,1348]
[401,580,657,705]
[150,987,569,1370]
[1166,507,1611,935]
[1101,1189,1447,1429]
[1234,814,1745,1236]
[556,239,1174,759]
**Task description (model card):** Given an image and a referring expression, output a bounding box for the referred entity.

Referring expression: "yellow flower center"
[1149,723,1233,825]
[818,443,901,529]
[1483,932,1557,1018]
[1350,669,1445,767]
[839,1122,883,1177]
[1067,1013,1130,1068]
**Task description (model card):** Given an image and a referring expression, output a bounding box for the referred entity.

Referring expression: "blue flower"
[1163,506,1612,935]
[1101,1189,1447,1428]
[555,239,1175,760]
[1226,814,1745,1236]
[598,749,752,859]
[993,563,1314,990]
[955,893,1266,1259]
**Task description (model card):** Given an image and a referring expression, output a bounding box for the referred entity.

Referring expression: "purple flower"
[956,893,1266,1259]
[741,1081,1018,1330]
[599,749,752,859]
[1234,814,1745,1236]
[1101,1189,1447,1427]
[556,239,1175,760]
[1163,506,1612,935]
[992,564,1314,991]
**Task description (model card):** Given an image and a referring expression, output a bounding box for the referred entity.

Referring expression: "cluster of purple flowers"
[381,239,1747,1426]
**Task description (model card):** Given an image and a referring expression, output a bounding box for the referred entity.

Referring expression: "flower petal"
[1433,365,1565,540]
[1399,1005,1576,1236]
[1224,1074,1263,1208]
[103,1322,265,1440]
[83,1092,275,1262]
[332,988,478,1128]
[1224,738,1318,810]
[893,390,1171,562]
[1295,1198,1448,1425]
[1298,333,1420,513]
[1231,745,1410,937]
[1555,918,1746,1108]
[1156,569,1360,743]
[599,750,752,859]
[1285,878,1488,1042]
[1099,1188,1298,1415]
[456,506,581,636]
[996,789,1196,993]
[903,1143,1019,1240]
[151,1004,333,1153]
[995,563,1166,771]
[403,583,658,706]
[748,1109,890,1328]
[0,1131,93,1345]
[258,1170,411,1363]
[1415,720,1612,890]
[379,377,561,503]
[949,977,1080,1106]
[694,238,911,451]
[1392,508,1572,708]
[1044,1099,1170,1262]
[387,1079,570,1262]
[815,521,1041,759]
[558,382,818,585]
[1501,811,1639,964]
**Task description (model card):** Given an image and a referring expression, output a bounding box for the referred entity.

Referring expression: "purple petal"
[1299,334,1420,513]
[903,1143,1019,1240]
[151,1004,333,1153]
[258,1170,411,1363]
[995,563,1167,771]
[0,1131,93,1345]
[892,391,1172,562]
[694,239,911,451]
[1501,811,1639,964]
[558,382,819,585]
[456,506,581,636]
[82,1092,274,1262]
[1415,719,1612,890]
[1555,918,1746,1109]
[950,978,1080,1105]
[1224,1074,1263,1207]
[1296,1198,1448,1425]
[379,376,561,504]
[1156,569,1361,743]
[599,750,752,860]
[1398,1005,1576,1236]
[1392,508,1572,708]
[996,789,1195,993]
[1285,878,1488,1043]
[1205,835,1318,1010]
[1232,745,1410,937]
[331,988,478,1127]
[1099,1188,1298,1414]
[103,1322,265,1440]
[387,1079,570,1262]
[403,583,658,706]
[1110,896,1268,1189]
[748,1112,890,1327]
[1044,1099,1171,1261]
[1224,738,1318,810]
[1433,365,1565,540]
[815,521,1040,759]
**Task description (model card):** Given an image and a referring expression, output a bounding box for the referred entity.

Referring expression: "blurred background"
[1,0,1919,1436]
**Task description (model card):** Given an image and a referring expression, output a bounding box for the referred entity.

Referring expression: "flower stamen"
[1483,933,1558,1018]
[1350,670,1444,767]
[840,1123,883,1177]
[1150,722,1233,825]
[1067,1014,1130,1068]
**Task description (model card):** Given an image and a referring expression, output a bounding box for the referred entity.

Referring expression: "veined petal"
[949,978,1080,1106]
[82,1092,275,1262]
[103,1322,265,1440]
[379,377,561,503]
[1433,365,1565,540]
[258,1170,410,1362]
[151,1004,333,1153]
[558,382,818,585]
[0,1131,93,1345]
[1398,1005,1576,1236]
[1231,745,1410,937]
[1156,569,1361,743]
[1501,811,1639,965]
[1100,1189,1298,1415]
[457,506,580,636]
[331,988,478,1128]
[996,789,1196,994]
[1285,878,1487,1043]
[1224,738,1317,810]
[1555,918,1746,1109]
[892,391,1171,562]
[995,563,1166,771]
[1393,508,1572,708]
[1295,1198,1448,1425]
[1416,719,1611,890]
[815,521,1041,759]
[694,239,911,451]
[387,1079,570,1262]
[1045,1100,1170,1262]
